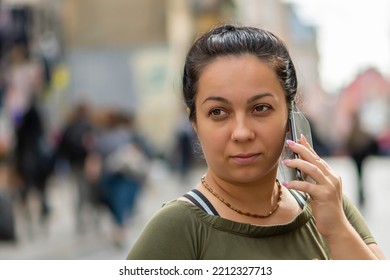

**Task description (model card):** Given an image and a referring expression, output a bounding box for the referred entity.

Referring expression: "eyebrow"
[202,93,274,105]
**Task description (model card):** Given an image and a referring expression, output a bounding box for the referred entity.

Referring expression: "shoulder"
[149,199,201,228]
[127,200,204,260]
[341,194,376,245]
[341,194,361,218]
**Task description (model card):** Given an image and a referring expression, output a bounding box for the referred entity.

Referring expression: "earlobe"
[192,122,198,134]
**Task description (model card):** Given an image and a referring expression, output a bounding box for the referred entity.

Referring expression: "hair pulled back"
[182,24,298,122]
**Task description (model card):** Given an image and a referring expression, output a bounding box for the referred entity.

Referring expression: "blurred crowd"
[0,4,198,247]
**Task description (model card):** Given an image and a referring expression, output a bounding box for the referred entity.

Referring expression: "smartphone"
[277,107,313,182]
[288,109,313,180]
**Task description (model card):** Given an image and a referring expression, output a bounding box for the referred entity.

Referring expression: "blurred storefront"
[2,0,324,155]
[333,68,390,154]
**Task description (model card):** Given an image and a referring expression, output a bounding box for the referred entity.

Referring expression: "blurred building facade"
[333,68,390,152]
[1,0,327,156]
[63,0,324,154]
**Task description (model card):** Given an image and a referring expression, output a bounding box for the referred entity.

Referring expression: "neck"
[203,171,279,212]
[208,170,276,194]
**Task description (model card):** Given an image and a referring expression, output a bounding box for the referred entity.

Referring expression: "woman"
[127,24,385,259]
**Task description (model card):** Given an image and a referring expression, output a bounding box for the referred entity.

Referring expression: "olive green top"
[127,195,375,260]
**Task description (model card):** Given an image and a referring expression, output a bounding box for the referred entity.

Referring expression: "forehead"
[197,54,284,100]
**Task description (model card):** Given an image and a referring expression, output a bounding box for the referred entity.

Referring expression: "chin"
[226,168,262,183]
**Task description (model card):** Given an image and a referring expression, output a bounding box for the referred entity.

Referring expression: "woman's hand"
[281,135,350,239]
[282,135,384,259]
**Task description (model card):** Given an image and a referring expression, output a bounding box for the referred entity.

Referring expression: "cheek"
[197,127,226,153]
[257,116,288,145]
[195,123,229,163]
[267,120,287,139]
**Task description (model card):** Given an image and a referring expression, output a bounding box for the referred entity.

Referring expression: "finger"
[299,135,332,169]
[283,171,344,205]
[283,158,328,185]
[297,135,323,163]
[299,134,316,155]
[282,179,315,195]
[287,139,316,162]
[282,180,329,204]
[287,139,331,175]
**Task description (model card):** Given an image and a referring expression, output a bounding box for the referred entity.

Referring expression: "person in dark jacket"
[14,96,54,221]
[57,102,96,232]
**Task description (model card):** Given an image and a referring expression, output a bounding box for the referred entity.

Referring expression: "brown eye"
[209,108,223,116]
[254,105,270,112]
[211,109,221,115]
[208,108,228,119]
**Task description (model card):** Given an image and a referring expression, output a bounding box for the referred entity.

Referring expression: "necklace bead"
[200,175,282,219]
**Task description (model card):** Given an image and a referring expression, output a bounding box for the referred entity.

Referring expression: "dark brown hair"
[182,24,298,122]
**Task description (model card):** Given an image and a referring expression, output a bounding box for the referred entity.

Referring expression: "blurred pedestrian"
[346,114,379,207]
[0,108,15,242]
[56,101,96,232]
[0,187,15,241]
[307,118,332,157]
[93,110,150,246]
[171,109,197,183]
[13,94,55,224]
[7,40,56,231]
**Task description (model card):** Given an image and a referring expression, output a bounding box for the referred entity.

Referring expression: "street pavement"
[0,156,389,259]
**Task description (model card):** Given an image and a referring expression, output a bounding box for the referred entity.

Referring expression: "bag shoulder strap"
[183,188,306,215]
[288,189,308,209]
[183,189,219,216]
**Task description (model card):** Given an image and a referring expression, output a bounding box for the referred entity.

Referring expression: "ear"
[186,107,198,134]
[191,121,198,134]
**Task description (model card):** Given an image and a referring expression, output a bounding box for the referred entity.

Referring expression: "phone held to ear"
[288,108,313,181]
[277,106,313,182]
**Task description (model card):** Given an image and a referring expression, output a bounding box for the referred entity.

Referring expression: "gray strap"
[183,190,219,216]
[289,189,307,209]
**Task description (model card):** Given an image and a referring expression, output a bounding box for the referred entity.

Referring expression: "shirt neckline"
[174,199,313,237]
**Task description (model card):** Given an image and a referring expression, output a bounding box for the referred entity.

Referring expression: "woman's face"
[193,54,289,183]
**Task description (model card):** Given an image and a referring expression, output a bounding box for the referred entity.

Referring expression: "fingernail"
[281,181,289,187]
[282,159,292,165]
[286,140,295,146]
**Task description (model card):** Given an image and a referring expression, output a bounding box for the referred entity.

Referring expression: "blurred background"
[0,0,389,259]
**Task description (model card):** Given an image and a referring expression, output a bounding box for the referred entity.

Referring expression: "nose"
[231,116,255,142]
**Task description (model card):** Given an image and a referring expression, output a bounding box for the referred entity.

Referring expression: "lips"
[230,153,261,165]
